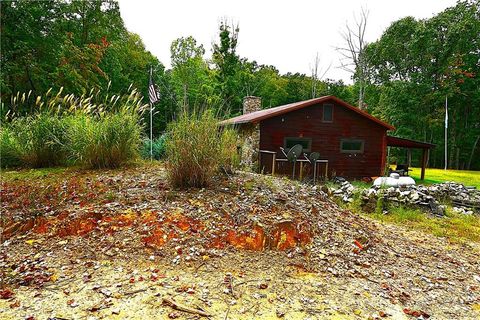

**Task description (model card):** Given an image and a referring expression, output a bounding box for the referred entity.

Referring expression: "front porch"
[386,136,436,180]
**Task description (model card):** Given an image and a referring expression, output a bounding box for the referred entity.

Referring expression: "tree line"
[363,0,479,170]
[1,0,479,169]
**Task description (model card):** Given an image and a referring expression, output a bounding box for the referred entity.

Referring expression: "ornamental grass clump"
[0,125,21,168]
[166,110,239,188]
[66,88,145,168]
[66,112,142,168]
[219,127,240,174]
[1,86,146,169]
[7,113,68,168]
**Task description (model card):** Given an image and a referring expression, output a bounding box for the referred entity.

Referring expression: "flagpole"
[150,67,153,161]
[150,101,153,160]
[444,95,448,170]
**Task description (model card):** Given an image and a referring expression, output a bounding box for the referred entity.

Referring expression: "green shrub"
[12,113,68,168]
[166,110,239,188]
[141,135,167,160]
[0,125,21,168]
[67,112,142,168]
[1,87,146,169]
[219,127,240,174]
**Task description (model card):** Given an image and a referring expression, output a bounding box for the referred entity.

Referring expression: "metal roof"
[387,136,436,149]
[219,95,395,130]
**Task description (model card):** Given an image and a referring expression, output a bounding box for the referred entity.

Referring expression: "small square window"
[284,137,312,152]
[340,139,364,153]
[323,104,333,122]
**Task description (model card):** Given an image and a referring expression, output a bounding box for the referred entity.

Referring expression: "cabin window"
[323,104,333,122]
[340,139,364,153]
[284,137,312,152]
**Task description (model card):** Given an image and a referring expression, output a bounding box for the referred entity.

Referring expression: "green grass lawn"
[370,206,480,243]
[343,167,480,244]
[1,167,70,182]
[340,194,480,244]
[410,167,480,188]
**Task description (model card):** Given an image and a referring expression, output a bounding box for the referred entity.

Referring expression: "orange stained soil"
[226,225,267,250]
[5,210,312,251]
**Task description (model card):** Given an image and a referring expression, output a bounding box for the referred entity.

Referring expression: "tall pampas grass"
[0,86,146,168]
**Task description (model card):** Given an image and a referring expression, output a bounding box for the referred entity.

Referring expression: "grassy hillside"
[410,167,480,188]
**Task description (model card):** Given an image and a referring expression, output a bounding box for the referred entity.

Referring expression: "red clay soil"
[1,164,479,319]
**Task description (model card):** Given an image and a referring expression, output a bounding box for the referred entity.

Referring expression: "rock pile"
[426,181,480,200]
[417,182,479,214]
[452,206,474,215]
[331,180,355,203]
[360,185,446,216]
[329,180,479,215]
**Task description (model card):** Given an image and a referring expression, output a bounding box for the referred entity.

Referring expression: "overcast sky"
[118,0,456,83]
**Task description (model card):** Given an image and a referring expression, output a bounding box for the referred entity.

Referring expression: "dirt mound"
[1,167,323,252]
[1,164,479,319]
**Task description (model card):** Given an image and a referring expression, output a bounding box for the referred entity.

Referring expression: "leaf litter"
[1,163,479,319]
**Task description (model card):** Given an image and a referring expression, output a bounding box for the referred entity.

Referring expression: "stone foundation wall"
[240,96,261,171]
[240,123,260,170]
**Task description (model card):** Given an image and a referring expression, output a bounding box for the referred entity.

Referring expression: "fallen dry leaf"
[403,308,430,318]
[0,288,14,299]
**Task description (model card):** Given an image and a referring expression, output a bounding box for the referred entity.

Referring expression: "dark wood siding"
[258,99,387,179]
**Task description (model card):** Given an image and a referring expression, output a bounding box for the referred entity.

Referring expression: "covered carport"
[386,136,436,180]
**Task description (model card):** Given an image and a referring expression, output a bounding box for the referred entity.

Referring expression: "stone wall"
[240,123,260,170]
[240,96,261,171]
[328,180,480,216]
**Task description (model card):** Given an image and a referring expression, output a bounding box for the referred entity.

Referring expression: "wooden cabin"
[221,96,433,180]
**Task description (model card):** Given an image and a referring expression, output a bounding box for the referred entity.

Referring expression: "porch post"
[272,153,276,175]
[420,148,427,180]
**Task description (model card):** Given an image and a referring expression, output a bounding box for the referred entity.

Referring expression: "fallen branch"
[233,279,263,288]
[194,261,206,273]
[224,305,230,320]
[122,285,155,296]
[162,297,212,317]
[87,300,113,312]
[74,284,86,294]
[43,277,75,289]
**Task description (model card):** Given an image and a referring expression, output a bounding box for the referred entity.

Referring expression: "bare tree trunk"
[336,7,369,109]
[427,130,433,166]
[81,1,88,45]
[467,135,479,170]
[25,65,36,91]
[182,84,188,113]
[455,147,460,169]
[311,53,319,99]
[310,53,331,99]
[358,79,364,109]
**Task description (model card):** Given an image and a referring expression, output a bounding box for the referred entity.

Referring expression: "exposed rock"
[329,180,479,216]
[330,180,355,203]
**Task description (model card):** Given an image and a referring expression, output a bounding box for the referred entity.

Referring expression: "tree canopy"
[363,0,480,169]
[1,0,478,169]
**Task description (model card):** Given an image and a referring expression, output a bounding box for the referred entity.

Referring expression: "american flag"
[148,67,160,104]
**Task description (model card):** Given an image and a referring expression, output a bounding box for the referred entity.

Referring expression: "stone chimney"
[239,96,262,171]
[243,96,262,114]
